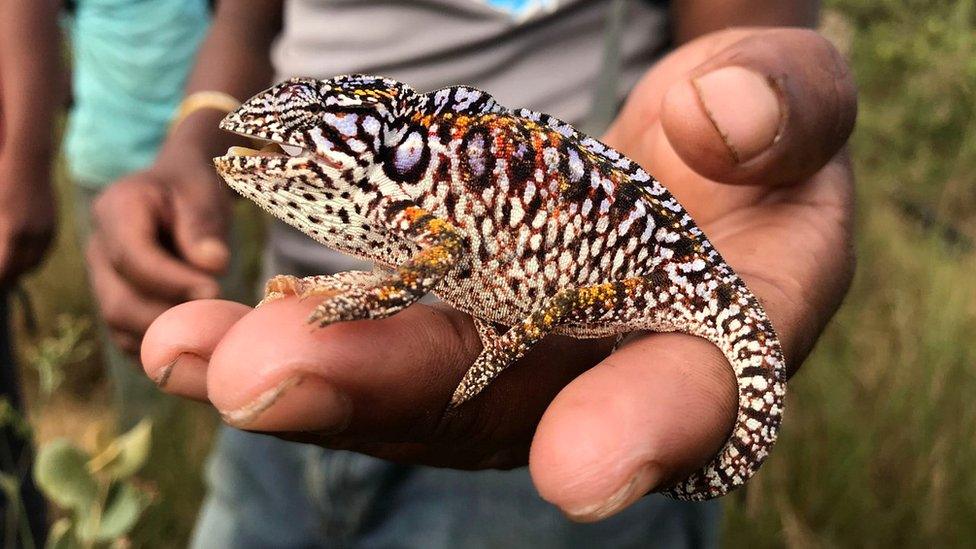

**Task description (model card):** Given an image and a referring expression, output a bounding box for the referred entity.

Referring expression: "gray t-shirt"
[268,0,670,272]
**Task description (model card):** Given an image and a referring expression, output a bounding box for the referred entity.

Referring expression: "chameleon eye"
[394,130,425,174]
[383,128,430,183]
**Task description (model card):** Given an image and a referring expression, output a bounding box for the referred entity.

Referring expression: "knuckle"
[90,192,112,220]
[93,174,162,218]
[100,297,126,327]
[88,232,134,274]
[102,239,129,270]
[175,192,228,226]
[112,333,141,355]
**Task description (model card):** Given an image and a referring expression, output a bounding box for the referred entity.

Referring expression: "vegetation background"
[11,0,975,546]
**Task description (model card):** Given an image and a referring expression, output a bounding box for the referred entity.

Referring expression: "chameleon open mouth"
[220,139,343,169]
[224,140,304,158]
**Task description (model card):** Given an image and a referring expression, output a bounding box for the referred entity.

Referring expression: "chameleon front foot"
[257,272,411,327]
[307,289,378,326]
[306,203,465,328]
[258,272,380,307]
[260,274,303,306]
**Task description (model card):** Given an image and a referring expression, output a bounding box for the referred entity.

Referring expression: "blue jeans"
[191,229,720,548]
[192,427,719,548]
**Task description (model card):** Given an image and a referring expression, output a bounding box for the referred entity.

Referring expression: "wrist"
[165,91,243,156]
[170,90,241,132]
[157,110,238,167]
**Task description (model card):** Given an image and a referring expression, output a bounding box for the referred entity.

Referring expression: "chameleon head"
[213,75,417,212]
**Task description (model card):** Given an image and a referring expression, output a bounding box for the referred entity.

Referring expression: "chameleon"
[213,74,786,501]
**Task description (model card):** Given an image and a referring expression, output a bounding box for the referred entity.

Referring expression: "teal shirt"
[64,0,210,187]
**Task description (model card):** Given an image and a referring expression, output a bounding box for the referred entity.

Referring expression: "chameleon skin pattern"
[213,75,787,501]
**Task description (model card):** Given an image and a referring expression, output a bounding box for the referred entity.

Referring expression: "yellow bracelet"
[169,91,242,133]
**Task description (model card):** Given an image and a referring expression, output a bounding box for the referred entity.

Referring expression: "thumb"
[660,28,857,186]
[169,173,231,274]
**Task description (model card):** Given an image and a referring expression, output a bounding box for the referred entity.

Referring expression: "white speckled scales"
[213,75,787,501]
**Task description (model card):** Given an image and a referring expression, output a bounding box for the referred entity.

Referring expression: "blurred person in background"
[0,0,215,538]
[62,0,218,428]
[92,0,856,547]
[0,2,62,543]
[2,0,223,430]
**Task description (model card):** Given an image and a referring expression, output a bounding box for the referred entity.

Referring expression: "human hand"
[0,150,57,288]
[140,27,856,519]
[87,140,232,354]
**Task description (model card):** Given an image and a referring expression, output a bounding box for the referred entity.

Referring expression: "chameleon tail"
[661,274,787,501]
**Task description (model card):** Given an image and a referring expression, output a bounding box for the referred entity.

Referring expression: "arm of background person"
[86,0,283,353]
[0,0,64,287]
[160,0,285,163]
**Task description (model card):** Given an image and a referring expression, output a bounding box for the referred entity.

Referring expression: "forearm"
[0,0,64,163]
[671,0,818,44]
[161,0,284,162]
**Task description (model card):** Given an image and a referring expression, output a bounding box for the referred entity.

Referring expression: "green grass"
[12,1,976,546]
[723,1,976,546]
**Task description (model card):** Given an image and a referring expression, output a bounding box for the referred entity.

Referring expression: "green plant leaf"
[34,439,97,512]
[74,505,99,544]
[44,517,78,549]
[89,419,152,479]
[94,482,149,541]
[25,314,94,401]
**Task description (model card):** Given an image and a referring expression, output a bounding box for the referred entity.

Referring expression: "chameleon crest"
[214,75,787,501]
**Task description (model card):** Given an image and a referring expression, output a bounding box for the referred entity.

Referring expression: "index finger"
[141,296,608,446]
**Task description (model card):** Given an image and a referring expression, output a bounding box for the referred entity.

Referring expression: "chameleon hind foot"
[449,293,577,409]
[472,317,502,349]
[449,279,648,409]
[449,343,514,409]
[446,318,508,408]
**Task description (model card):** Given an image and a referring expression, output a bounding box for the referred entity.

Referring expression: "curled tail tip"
[666,283,787,500]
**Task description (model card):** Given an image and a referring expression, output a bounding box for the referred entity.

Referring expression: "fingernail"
[692,66,783,163]
[196,237,230,270]
[220,374,353,433]
[153,352,208,394]
[154,353,202,387]
[564,464,661,522]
